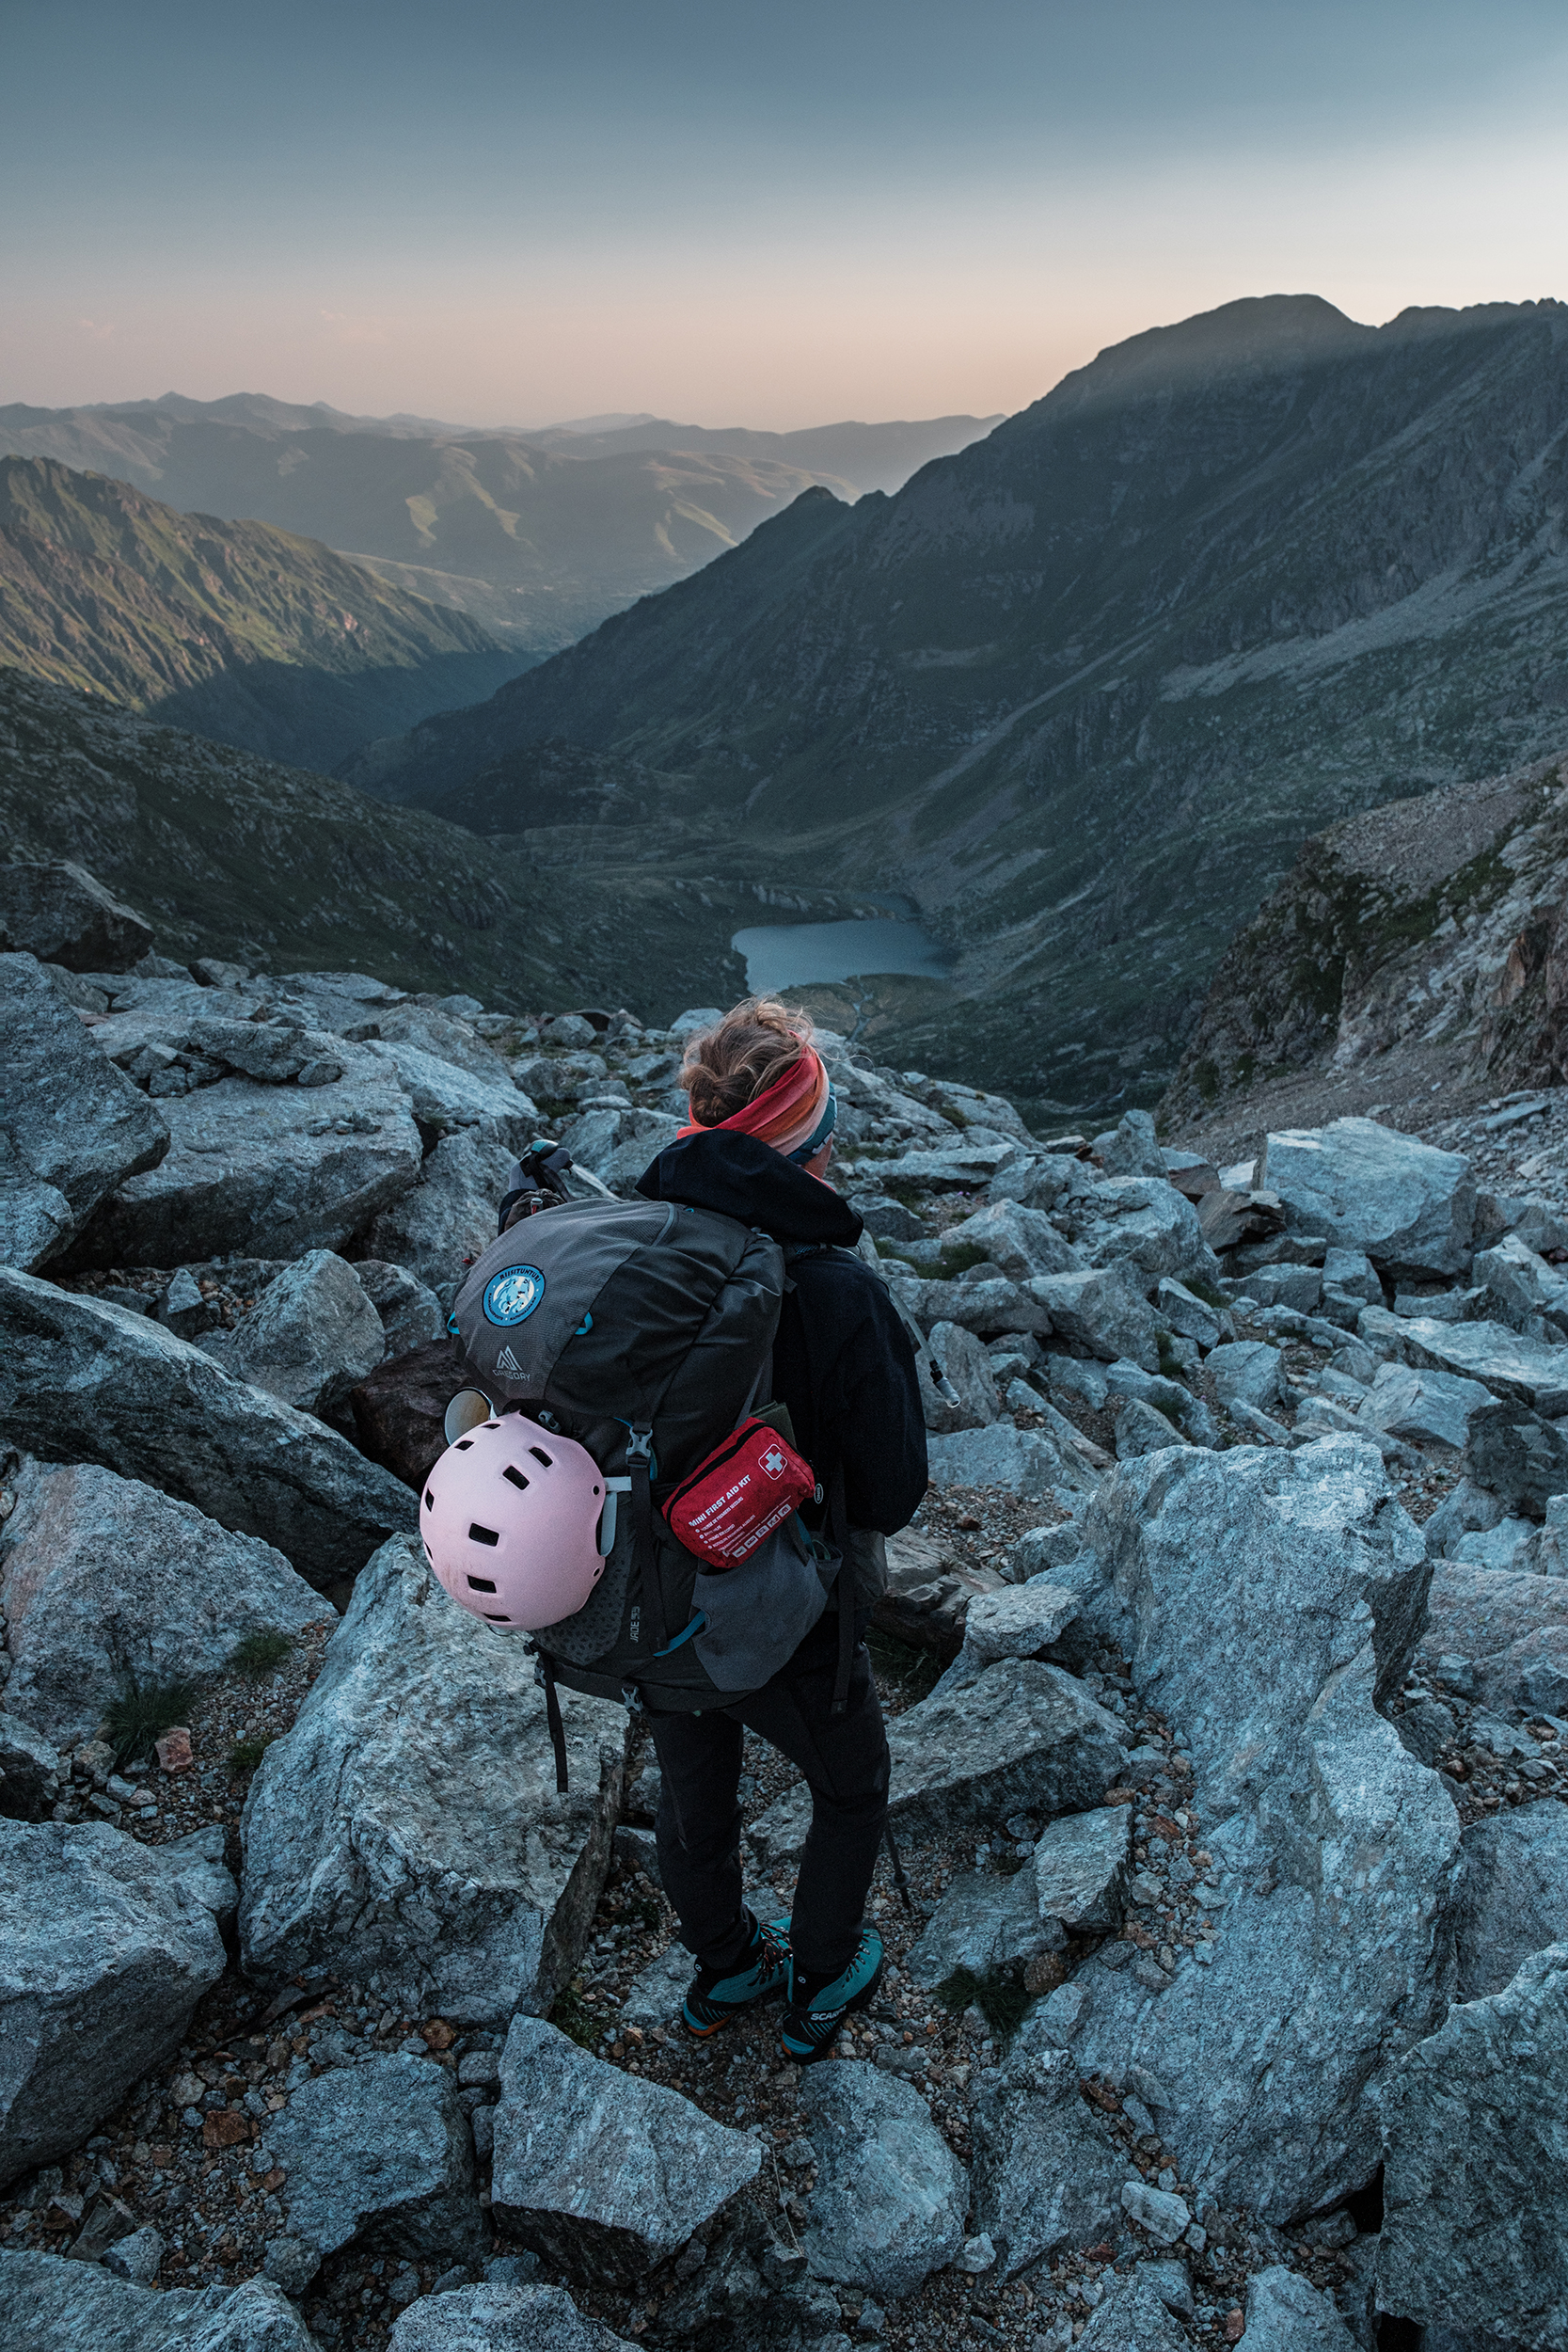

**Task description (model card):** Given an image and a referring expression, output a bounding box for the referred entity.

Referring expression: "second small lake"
[732,917,954,994]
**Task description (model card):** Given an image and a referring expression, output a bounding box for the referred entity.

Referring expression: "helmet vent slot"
[502,1466,530,1491]
[483,1613,511,1622]
[467,1523,501,1547]
[467,1574,498,1593]
[529,1446,553,1467]
[455,1439,474,1451]
[423,1490,435,1510]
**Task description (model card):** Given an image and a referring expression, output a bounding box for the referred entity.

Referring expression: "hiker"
[632,999,927,2059]
[425,997,927,2064]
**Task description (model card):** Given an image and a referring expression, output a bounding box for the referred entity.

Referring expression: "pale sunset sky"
[5,0,1567,430]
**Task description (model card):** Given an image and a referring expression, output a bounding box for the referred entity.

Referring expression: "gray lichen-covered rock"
[489,2015,761,2280]
[271,2055,483,2262]
[942,1200,1084,1281]
[205,1249,384,1415]
[1462,1399,1568,1515]
[906,1867,1064,1987]
[1374,1944,1568,2349]
[388,2282,636,2352]
[0,953,168,1273]
[71,1056,422,1266]
[556,1106,683,1198]
[1033,1805,1132,1935]
[1452,1806,1568,2002]
[1259,1120,1475,1278]
[1027,1264,1160,1370]
[1075,2266,1191,2352]
[1243,2265,1361,2352]
[363,1037,530,1135]
[0,1460,329,1747]
[240,1537,625,2022]
[0,2250,320,2352]
[356,1259,445,1357]
[934,1581,1082,1694]
[752,1659,1126,1862]
[1418,1560,1568,1711]
[0,861,154,972]
[1115,1397,1187,1459]
[0,1269,414,1588]
[926,1422,1099,1499]
[970,2038,1128,2278]
[1398,1316,1568,1416]
[1067,1176,1222,1293]
[1069,1438,1461,2222]
[0,1713,59,1822]
[0,1820,234,2185]
[922,1319,1002,1432]
[363,1119,522,1296]
[1205,1341,1284,1412]
[800,2059,967,2300]
[1359,1362,1494,1454]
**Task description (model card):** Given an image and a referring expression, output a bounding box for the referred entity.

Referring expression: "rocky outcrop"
[489,2016,761,2280]
[799,2059,967,2300]
[0,953,168,1272]
[270,2056,483,2263]
[0,1459,328,1747]
[0,1269,413,1587]
[1451,1806,1568,2002]
[0,860,154,971]
[1259,1120,1475,1279]
[388,2281,636,2352]
[969,2038,1128,2278]
[0,2251,320,2352]
[204,1249,385,1415]
[1375,1944,1568,2348]
[0,1821,234,2185]
[240,1536,626,2020]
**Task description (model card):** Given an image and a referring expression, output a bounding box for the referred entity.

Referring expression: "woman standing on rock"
[633,997,927,2062]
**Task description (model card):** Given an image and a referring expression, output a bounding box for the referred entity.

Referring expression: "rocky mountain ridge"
[348,295,1568,1120]
[0,459,530,774]
[4,856,1568,2351]
[0,398,1002,659]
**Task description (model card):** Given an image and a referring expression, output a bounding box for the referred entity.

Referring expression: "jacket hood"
[636,1130,863,1248]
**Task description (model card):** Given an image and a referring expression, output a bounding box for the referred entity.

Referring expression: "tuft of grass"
[934,1240,991,1279]
[933,1965,1033,2042]
[548,1977,601,2051]
[1183,1277,1229,1311]
[1155,1331,1186,1381]
[103,1680,195,1770]
[229,1629,293,1679]
[228,1735,275,1777]
[866,1627,944,1704]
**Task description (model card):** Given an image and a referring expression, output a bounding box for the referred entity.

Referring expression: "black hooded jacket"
[637,1131,927,1536]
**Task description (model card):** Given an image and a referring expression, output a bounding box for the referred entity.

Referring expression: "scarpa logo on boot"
[483,1265,545,1326]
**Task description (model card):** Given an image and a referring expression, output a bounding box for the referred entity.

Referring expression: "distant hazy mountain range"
[0,457,524,771]
[0,396,1004,655]
[347,295,1568,1117]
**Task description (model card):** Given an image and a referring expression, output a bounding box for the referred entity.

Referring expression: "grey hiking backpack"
[448,1194,854,1785]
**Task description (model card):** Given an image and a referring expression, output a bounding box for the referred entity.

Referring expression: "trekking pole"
[884,1823,914,1915]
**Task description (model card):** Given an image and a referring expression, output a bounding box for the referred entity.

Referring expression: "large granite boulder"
[799,2059,967,2300]
[942,1200,1084,1281]
[0,1821,233,2186]
[270,2054,483,2261]
[970,2036,1128,2277]
[240,1536,626,2021]
[205,1249,384,1415]
[1463,1399,1568,1515]
[926,1422,1100,1498]
[489,2015,761,2280]
[1359,1361,1495,1455]
[1243,2266,1361,2352]
[1259,1119,1475,1278]
[363,1119,519,1297]
[1032,1804,1133,1936]
[870,1527,1009,1661]
[1452,1806,1568,2001]
[0,2252,318,2352]
[1064,1176,1222,1293]
[1418,1561,1568,1712]
[0,861,153,971]
[1394,1317,1568,1417]
[906,1867,1063,1987]
[556,1106,683,1198]
[1075,2267,1191,2352]
[1068,1439,1461,2221]
[1374,1944,1568,2349]
[0,1269,414,1588]
[69,1053,422,1266]
[0,953,168,1273]
[0,1460,329,1748]
[364,1036,531,1134]
[1028,1265,1161,1370]
[752,1659,1125,1861]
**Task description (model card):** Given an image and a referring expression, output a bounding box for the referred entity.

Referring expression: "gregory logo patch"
[483,1265,545,1327]
[494,1344,521,1375]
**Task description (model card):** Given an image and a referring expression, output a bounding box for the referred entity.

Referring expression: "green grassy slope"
[0,459,526,771]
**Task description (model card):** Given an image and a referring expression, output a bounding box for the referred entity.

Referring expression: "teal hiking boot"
[680,1912,792,2037]
[779,1928,884,2064]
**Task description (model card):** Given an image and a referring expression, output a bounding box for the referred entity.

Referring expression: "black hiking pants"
[646,1606,890,1983]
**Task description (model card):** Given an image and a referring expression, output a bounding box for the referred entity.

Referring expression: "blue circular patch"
[482,1264,546,1327]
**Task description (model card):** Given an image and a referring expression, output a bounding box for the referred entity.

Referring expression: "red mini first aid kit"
[665,1418,819,1569]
